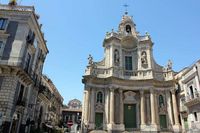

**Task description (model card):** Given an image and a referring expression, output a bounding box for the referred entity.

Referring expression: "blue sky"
[1,0,200,104]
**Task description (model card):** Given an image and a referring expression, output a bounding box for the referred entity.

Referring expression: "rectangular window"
[0,18,7,30]
[24,53,31,72]
[125,56,132,70]
[0,41,3,49]
[190,86,194,99]
[27,30,35,44]
[17,84,24,102]
[194,112,198,121]
[0,41,4,56]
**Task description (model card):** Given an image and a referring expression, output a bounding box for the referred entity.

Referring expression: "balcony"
[180,97,188,112]
[39,85,52,100]
[184,91,200,107]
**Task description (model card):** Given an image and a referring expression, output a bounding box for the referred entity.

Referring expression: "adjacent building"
[0,2,48,133]
[82,12,181,132]
[177,60,200,132]
[34,75,63,131]
[62,99,82,127]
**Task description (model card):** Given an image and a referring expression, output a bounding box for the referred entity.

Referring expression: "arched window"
[159,95,164,107]
[97,92,103,103]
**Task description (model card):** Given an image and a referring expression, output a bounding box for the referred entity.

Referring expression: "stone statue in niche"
[114,49,120,66]
[141,51,147,65]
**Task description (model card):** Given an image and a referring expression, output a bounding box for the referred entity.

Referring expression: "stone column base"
[173,124,181,132]
[107,123,125,132]
[88,123,95,130]
[142,124,158,132]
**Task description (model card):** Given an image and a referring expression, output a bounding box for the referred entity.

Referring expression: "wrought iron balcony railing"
[184,91,200,106]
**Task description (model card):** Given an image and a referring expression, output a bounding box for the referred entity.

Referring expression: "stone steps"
[89,131,173,133]
[89,130,108,133]
[126,132,172,133]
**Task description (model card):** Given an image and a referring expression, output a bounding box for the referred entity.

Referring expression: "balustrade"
[183,91,200,106]
[87,67,156,79]
[0,4,34,12]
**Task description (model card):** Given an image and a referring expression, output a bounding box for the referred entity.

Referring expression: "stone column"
[85,88,90,123]
[82,91,86,122]
[90,89,95,123]
[146,94,150,124]
[140,90,145,125]
[105,89,110,124]
[119,89,124,124]
[110,88,115,124]
[150,89,156,125]
[171,89,180,125]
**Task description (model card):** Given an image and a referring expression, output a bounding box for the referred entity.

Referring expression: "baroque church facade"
[82,13,181,132]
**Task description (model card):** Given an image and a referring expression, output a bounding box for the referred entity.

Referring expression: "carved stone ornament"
[95,103,104,112]
[88,54,93,65]
[159,106,167,113]
[167,60,172,70]
[124,91,137,103]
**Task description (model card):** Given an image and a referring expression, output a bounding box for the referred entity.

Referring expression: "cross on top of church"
[123,4,129,15]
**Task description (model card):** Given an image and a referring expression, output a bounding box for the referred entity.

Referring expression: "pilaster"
[140,90,145,125]
[119,89,124,124]
[109,88,115,124]
[89,88,95,129]
[171,89,181,132]
[150,89,158,131]
[84,88,90,124]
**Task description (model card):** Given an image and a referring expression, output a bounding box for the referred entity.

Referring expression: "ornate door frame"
[123,91,140,130]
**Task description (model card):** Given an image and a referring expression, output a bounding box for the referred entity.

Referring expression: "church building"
[82,12,181,133]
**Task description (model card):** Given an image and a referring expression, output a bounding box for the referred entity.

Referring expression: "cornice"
[0,65,34,86]
[83,76,174,89]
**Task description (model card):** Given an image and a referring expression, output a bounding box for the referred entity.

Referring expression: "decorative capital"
[150,88,154,93]
[145,94,150,98]
[119,89,123,94]
[109,87,115,92]
[85,87,91,91]
[170,89,176,94]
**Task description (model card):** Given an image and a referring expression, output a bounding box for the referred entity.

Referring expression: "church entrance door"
[159,115,167,129]
[124,104,137,129]
[95,113,103,130]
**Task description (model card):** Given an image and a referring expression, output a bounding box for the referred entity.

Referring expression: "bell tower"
[118,13,137,37]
